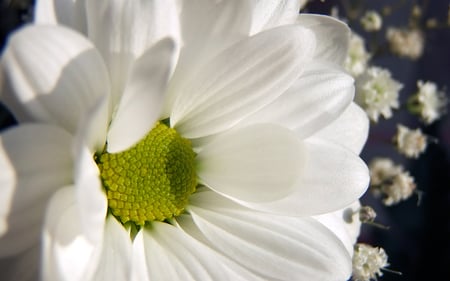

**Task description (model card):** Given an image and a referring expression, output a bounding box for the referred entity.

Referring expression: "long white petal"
[185,190,353,281]
[197,124,304,203]
[0,124,73,257]
[233,138,369,216]
[238,62,354,138]
[73,145,107,244]
[42,187,103,281]
[314,102,369,154]
[250,0,302,33]
[106,38,176,153]
[1,25,111,135]
[92,216,132,281]
[165,0,252,111]
[297,14,350,65]
[132,221,261,281]
[85,0,180,104]
[34,0,87,34]
[171,25,316,138]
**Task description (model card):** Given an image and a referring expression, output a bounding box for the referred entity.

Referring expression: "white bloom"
[386,27,424,60]
[382,171,417,206]
[369,157,417,205]
[0,1,369,280]
[360,10,382,32]
[369,157,402,186]
[408,80,448,124]
[352,243,389,281]
[355,66,403,122]
[345,33,371,77]
[393,124,427,158]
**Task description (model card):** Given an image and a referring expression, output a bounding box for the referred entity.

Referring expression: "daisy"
[0,1,369,280]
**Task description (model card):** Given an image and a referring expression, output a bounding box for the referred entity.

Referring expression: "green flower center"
[96,122,197,226]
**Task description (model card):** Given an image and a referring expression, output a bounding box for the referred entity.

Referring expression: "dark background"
[1,0,449,280]
[306,0,450,280]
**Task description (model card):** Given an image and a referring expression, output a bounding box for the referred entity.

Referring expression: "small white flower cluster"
[355,66,403,122]
[360,10,383,32]
[358,206,377,224]
[386,27,425,60]
[345,33,371,77]
[352,243,389,281]
[393,124,428,158]
[369,157,417,206]
[408,80,448,124]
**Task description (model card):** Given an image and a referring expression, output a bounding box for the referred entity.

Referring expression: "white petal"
[185,190,353,281]
[234,138,369,216]
[132,222,260,281]
[106,38,176,153]
[250,0,302,33]
[1,25,111,135]
[197,124,305,203]
[0,244,40,281]
[315,102,369,154]
[75,95,110,154]
[238,62,354,138]
[92,216,132,281]
[171,25,316,138]
[314,200,362,256]
[34,0,87,34]
[43,186,103,281]
[0,124,73,257]
[165,0,252,110]
[85,0,180,104]
[73,145,107,244]
[297,14,350,65]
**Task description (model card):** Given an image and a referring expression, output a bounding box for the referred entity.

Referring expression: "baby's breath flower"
[393,124,427,158]
[355,66,403,122]
[345,33,371,77]
[382,171,417,206]
[352,243,389,281]
[369,157,402,187]
[358,206,377,224]
[407,80,448,124]
[369,157,417,206]
[386,27,424,60]
[360,10,383,32]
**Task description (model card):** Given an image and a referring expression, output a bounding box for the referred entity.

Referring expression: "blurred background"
[306,0,450,280]
[1,0,449,280]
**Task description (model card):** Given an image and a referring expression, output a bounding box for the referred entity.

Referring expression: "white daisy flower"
[355,66,403,122]
[0,1,369,280]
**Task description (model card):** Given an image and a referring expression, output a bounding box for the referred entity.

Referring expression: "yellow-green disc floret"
[97,122,197,225]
